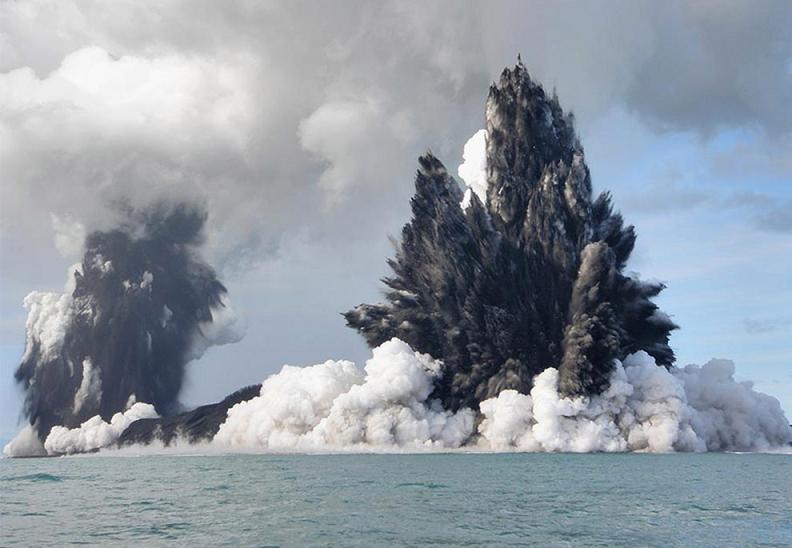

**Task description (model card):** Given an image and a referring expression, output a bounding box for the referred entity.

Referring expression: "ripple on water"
[2,473,63,483]
[1,453,790,546]
[394,482,448,489]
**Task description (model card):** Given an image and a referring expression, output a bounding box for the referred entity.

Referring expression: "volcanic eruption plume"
[345,61,678,411]
[6,63,788,457]
[11,203,242,449]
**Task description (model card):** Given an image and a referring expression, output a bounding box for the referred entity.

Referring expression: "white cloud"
[50,213,86,258]
[0,45,263,267]
[477,352,790,453]
[73,358,102,413]
[457,129,488,205]
[215,338,474,450]
[3,46,249,139]
[299,98,416,201]
[43,402,158,455]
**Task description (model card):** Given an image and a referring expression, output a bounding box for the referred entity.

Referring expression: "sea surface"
[1,452,790,546]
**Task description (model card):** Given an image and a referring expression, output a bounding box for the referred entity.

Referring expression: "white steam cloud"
[20,263,83,366]
[42,402,158,456]
[9,338,787,457]
[216,340,790,453]
[457,128,488,208]
[478,352,791,452]
[72,358,102,413]
[187,296,247,361]
[214,339,475,450]
[50,214,87,259]
[3,402,158,457]
[2,425,46,458]
[22,293,73,365]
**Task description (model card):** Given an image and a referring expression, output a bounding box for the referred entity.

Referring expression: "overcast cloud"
[1,0,790,439]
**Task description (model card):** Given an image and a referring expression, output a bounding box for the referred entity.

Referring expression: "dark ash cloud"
[15,203,241,441]
[346,65,677,409]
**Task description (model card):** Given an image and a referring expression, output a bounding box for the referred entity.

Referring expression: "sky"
[1,0,790,442]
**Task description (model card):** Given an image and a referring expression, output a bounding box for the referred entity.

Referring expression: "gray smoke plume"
[345,62,678,410]
[14,203,241,442]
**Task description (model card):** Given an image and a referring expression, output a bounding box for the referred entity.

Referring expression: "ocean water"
[2,452,790,546]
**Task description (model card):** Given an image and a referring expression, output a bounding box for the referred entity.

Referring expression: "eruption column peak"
[345,63,678,410]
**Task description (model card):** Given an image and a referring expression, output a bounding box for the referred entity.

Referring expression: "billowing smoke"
[213,340,792,452]
[8,338,787,455]
[345,62,678,410]
[4,402,159,457]
[478,353,790,453]
[215,339,474,450]
[43,403,158,456]
[9,203,243,446]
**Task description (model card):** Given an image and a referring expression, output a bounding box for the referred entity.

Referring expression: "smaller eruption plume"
[11,203,242,447]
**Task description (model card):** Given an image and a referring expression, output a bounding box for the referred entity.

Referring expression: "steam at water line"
[215,339,474,450]
[478,353,790,452]
[214,340,791,453]
[43,403,158,456]
[10,342,789,455]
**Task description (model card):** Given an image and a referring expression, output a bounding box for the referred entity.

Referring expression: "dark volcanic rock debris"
[345,62,677,410]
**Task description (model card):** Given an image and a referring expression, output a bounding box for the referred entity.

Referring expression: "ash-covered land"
[5,64,790,457]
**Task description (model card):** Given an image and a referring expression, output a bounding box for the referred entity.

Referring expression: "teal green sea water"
[2,453,790,546]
